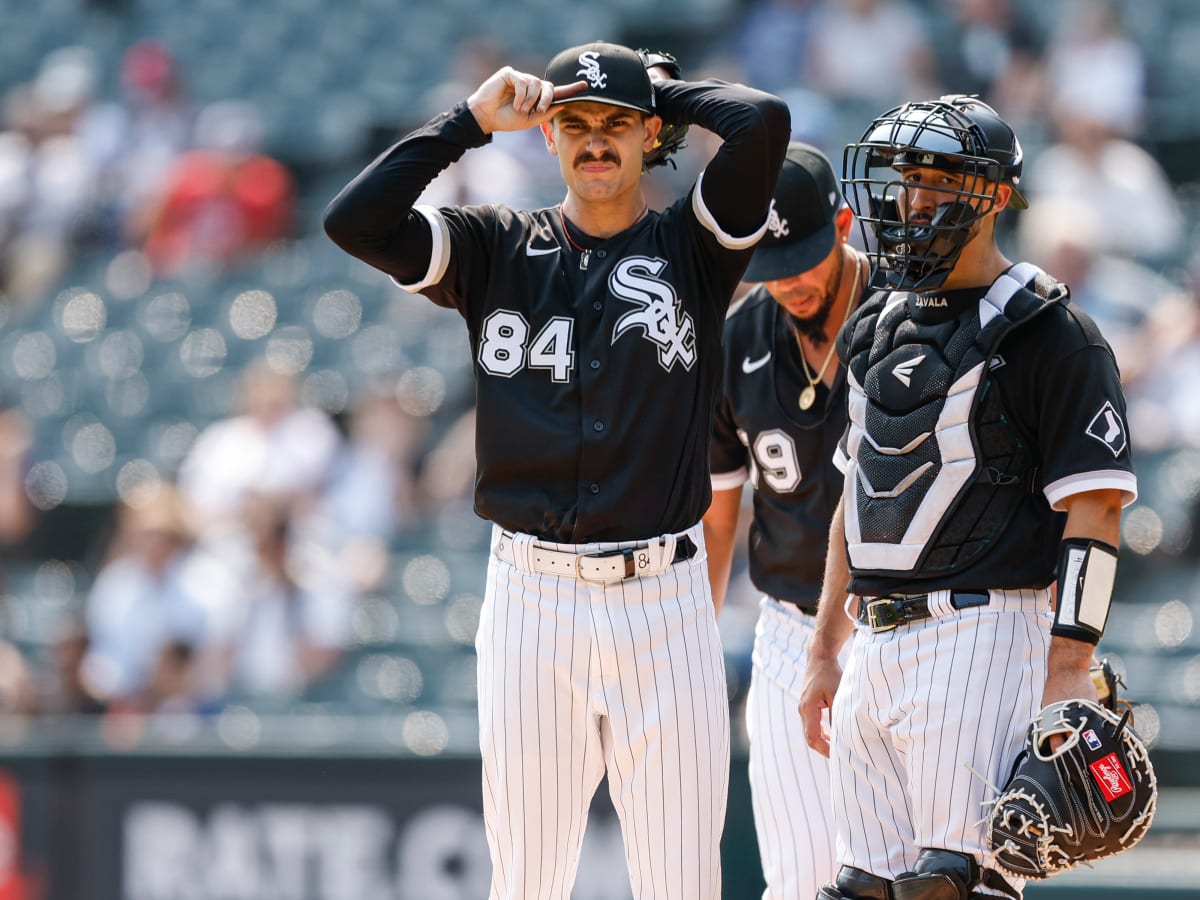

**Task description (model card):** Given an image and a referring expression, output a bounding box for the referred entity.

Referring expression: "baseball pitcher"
[324,40,790,900]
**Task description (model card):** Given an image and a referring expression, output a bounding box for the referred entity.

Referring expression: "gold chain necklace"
[793,253,862,411]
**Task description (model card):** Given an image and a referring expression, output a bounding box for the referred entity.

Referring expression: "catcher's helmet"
[843,94,1027,291]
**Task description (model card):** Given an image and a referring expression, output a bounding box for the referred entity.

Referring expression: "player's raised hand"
[467,67,587,134]
[799,655,842,758]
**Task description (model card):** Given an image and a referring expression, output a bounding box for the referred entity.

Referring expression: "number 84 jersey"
[402,192,761,544]
[710,287,854,606]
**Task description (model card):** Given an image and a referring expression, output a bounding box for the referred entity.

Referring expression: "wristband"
[1052,537,1118,644]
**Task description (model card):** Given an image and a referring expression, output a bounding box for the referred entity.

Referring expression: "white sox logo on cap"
[576,51,607,89]
[765,199,790,239]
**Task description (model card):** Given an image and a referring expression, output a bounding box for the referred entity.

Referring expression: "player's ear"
[835,204,855,242]
[991,182,1013,214]
[540,120,558,156]
[642,115,663,154]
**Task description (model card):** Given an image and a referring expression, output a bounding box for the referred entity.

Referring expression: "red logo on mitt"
[1089,753,1133,802]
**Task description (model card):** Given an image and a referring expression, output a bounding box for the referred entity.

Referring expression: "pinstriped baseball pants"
[829,587,1051,898]
[477,523,729,900]
[745,597,841,900]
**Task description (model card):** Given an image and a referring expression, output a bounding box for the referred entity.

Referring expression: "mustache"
[574,150,620,167]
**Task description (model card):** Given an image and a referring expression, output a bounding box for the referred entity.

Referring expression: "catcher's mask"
[843,94,1027,291]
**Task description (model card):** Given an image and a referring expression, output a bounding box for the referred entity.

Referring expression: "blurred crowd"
[0,0,1197,743]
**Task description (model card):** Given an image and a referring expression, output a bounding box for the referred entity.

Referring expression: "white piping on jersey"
[711,467,750,491]
[692,170,771,250]
[1044,469,1138,511]
[391,204,451,293]
[843,264,1043,573]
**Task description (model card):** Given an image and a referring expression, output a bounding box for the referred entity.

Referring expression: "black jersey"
[835,266,1138,597]
[710,287,852,608]
[325,81,791,542]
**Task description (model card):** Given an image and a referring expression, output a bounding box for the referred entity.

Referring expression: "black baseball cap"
[545,41,655,115]
[743,142,844,282]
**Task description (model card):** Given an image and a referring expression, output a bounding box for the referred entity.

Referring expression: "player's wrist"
[1051,537,1117,644]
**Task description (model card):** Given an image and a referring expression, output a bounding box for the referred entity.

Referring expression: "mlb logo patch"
[1083,728,1102,751]
[1089,753,1133,802]
[1085,400,1128,457]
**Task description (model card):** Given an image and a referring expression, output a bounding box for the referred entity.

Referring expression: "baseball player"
[796,95,1137,900]
[324,41,790,900]
[702,143,870,900]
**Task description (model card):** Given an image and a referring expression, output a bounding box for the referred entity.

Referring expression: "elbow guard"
[1052,537,1119,644]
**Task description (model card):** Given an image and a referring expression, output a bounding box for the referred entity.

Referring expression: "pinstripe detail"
[746,599,838,899]
[830,588,1048,889]
[479,525,725,899]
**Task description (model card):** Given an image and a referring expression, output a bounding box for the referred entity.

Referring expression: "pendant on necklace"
[799,385,817,411]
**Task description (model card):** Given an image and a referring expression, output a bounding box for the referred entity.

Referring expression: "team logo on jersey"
[765,200,789,239]
[609,256,696,371]
[576,51,607,89]
[1085,400,1128,457]
[892,353,926,387]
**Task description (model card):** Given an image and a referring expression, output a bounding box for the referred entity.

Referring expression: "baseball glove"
[636,49,688,170]
[986,697,1156,880]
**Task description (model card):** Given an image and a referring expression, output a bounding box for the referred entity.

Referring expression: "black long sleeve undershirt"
[323,79,790,284]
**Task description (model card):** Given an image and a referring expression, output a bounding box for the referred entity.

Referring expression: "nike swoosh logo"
[741,352,771,373]
[525,242,560,257]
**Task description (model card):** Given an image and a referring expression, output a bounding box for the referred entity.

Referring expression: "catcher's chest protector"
[842,262,1061,576]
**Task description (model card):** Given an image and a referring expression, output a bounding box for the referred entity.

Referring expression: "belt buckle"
[578,547,636,582]
[863,597,902,632]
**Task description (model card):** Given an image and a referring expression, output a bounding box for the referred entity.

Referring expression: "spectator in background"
[297,385,430,592]
[80,482,206,709]
[1017,197,1190,379]
[177,360,342,542]
[1045,0,1145,139]
[83,40,194,249]
[729,0,819,95]
[1022,105,1186,264]
[211,492,351,702]
[930,0,1046,130]
[805,0,938,111]
[128,99,293,277]
[0,46,104,314]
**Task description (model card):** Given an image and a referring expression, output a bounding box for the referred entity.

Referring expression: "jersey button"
[592,301,602,311]
[590,360,600,370]
[593,420,604,432]
[589,483,600,494]
[596,250,607,259]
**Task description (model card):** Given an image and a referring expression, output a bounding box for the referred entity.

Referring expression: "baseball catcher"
[986,667,1156,880]
[636,49,688,169]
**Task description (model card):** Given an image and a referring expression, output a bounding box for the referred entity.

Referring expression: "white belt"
[492,529,697,583]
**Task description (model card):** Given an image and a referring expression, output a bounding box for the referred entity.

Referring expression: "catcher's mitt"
[636,49,688,170]
[986,698,1156,880]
